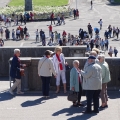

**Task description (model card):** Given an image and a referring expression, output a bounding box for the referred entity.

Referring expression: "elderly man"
[81,56,102,114]
[84,51,98,71]
[98,54,111,109]
[9,49,26,95]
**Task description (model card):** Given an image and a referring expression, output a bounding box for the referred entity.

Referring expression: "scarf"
[56,54,63,70]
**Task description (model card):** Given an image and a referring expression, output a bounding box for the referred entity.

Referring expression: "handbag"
[67,91,78,102]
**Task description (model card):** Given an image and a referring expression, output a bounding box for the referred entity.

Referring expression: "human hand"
[72,87,75,91]
[20,69,24,72]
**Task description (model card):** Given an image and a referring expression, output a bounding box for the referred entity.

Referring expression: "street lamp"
[76,0,77,9]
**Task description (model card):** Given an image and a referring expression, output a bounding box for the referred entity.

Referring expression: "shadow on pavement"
[67,113,97,120]
[52,100,86,116]
[108,91,120,99]
[52,102,97,120]
[0,91,15,102]
[21,93,58,107]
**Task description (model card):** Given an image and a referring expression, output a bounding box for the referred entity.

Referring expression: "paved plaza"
[0,0,120,52]
[0,0,120,120]
[0,78,120,120]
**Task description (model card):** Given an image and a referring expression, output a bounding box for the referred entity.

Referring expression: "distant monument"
[25,0,33,11]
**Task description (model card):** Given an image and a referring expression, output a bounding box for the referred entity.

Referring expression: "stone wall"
[9,57,120,90]
[0,46,86,76]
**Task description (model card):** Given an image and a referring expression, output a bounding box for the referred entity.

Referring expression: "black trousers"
[41,76,51,96]
[86,90,101,112]
[51,18,55,25]
[116,33,119,39]
[73,83,82,103]
[105,43,108,50]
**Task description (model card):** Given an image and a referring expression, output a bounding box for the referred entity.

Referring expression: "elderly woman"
[38,50,56,98]
[98,54,111,109]
[70,60,83,107]
[53,47,67,93]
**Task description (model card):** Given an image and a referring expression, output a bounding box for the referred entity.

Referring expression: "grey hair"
[14,49,20,54]
[98,54,105,60]
[73,60,79,65]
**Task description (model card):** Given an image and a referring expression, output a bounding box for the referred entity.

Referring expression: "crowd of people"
[9,47,111,114]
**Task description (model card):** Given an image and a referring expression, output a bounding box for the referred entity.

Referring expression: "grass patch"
[8,0,69,7]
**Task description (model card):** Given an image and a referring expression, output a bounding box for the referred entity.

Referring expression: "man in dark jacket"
[9,49,26,95]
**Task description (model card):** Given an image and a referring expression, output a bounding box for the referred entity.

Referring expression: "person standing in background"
[114,47,118,57]
[48,25,52,37]
[98,19,103,30]
[91,0,93,9]
[35,29,39,43]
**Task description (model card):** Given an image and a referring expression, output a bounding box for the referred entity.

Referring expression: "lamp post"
[76,0,77,9]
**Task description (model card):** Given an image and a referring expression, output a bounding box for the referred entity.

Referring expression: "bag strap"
[40,58,47,69]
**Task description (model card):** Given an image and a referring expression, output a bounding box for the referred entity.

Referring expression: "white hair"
[73,60,79,65]
[98,54,105,60]
[14,49,20,54]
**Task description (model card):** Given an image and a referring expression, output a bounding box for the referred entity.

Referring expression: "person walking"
[53,47,67,93]
[41,32,46,46]
[24,26,28,40]
[113,26,116,38]
[90,39,94,51]
[98,19,103,30]
[104,30,109,39]
[9,49,26,95]
[81,56,102,114]
[51,32,54,43]
[35,29,39,43]
[108,46,113,57]
[0,27,3,38]
[5,28,10,40]
[70,60,84,107]
[23,15,27,25]
[38,50,56,98]
[104,38,109,51]
[98,54,111,109]
[114,47,118,57]
[12,29,15,40]
[48,25,52,36]
[73,9,76,19]
[116,27,119,39]
[20,14,23,25]
[16,28,20,40]
[91,0,93,9]
[50,12,55,25]
[100,39,105,51]
[40,29,44,42]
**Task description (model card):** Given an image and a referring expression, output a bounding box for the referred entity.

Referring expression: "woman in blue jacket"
[70,60,84,107]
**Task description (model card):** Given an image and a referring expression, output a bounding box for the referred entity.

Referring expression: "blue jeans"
[41,76,51,96]
[86,90,101,112]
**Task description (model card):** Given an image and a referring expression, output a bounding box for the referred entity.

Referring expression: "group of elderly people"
[9,47,111,114]
[70,48,111,114]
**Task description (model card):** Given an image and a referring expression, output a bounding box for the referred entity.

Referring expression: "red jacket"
[62,31,67,36]
[49,25,52,31]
